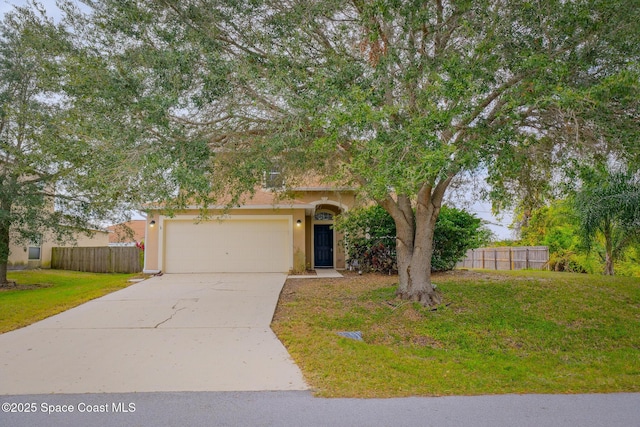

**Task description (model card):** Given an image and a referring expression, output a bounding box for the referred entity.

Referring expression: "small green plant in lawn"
[0,270,138,333]
[272,270,640,397]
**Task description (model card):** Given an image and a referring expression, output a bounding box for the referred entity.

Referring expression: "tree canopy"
[0,5,152,284]
[9,0,638,301]
[572,165,640,275]
[62,0,640,199]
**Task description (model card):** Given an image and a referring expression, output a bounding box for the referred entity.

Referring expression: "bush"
[519,200,640,276]
[615,246,640,277]
[431,206,492,271]
[548,249,600,274]
[336,206,396,273]
[336,205,490,273]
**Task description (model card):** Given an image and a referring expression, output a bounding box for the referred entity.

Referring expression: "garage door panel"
[164,219,290,273]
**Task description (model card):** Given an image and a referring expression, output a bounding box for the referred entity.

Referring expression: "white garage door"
[163,218,291,273]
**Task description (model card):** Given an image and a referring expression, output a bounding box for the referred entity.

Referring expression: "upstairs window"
[263,167,284,190]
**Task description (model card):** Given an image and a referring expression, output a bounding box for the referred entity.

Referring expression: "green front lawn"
[272,270,640,397]
[1,270,139,333]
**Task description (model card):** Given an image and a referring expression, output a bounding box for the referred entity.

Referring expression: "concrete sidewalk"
[0,273,308,395]
[288,269,344,279]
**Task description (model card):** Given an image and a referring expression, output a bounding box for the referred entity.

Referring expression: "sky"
[1,0,516,239]
[0,0,62,20]
[470,202,514,241]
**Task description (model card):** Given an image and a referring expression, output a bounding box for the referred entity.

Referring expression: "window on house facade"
[28,236,42,260]
[263,167,284,189]
[314,212,334,221]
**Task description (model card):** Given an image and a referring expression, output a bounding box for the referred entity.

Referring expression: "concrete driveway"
[0,273,308,395]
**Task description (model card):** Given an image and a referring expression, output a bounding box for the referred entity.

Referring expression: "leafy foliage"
[336,205,397,274]
[431,207,493,271]
[520,187,640,277]
[616,247,640,278]
[0,6,163,284]
[519,202,592,273]
[337,205,490,273]
[15,0,637,300]
[571,166,640,275]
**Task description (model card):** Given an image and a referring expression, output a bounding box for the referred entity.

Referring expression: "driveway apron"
[0,273,308,395]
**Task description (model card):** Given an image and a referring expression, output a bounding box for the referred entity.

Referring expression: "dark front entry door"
[314,225,333,267]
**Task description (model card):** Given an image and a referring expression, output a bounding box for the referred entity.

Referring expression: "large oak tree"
[60,0,639,304]
[0,5,158,285]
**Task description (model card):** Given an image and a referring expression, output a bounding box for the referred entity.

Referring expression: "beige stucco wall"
[144,208,307,273]
[8,229,110,270]
[294,189,355,270]
[294,191,356,212]
[292,209,306,272]
[144,189,357,274]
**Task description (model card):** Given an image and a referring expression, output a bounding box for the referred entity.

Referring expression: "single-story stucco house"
[8,229,110,270]
[107,220,147,246]
[143,185,356,274]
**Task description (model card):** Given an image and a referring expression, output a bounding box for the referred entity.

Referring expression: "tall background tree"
[0,5,154,285]
[54,0,640,304]
[572,166,640,276]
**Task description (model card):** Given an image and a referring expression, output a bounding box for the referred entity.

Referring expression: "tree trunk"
[603,224,614,276]
[0,191,12,286]
[0,262,8,287]
[392,195,414,296]
[0,219,10,286]
[397,204,442,306]
[380,179,451,307]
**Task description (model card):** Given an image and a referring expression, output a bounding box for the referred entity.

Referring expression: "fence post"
[509,248,513,270]
[546,247,550,270]
[458,246,548,271]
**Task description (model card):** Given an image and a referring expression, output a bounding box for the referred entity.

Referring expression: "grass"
[0,270,139,333]
[272,269,640,397]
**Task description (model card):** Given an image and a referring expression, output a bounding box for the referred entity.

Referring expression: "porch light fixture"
[296,219,302,226]
[150,220,156,227]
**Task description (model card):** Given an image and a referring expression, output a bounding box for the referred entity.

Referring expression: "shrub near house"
[337,205,491,273]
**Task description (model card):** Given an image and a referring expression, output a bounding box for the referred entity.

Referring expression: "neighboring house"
[8,229,110,270]
[143,184,356,274]
[2,161,111,270]
[107,220,146,247]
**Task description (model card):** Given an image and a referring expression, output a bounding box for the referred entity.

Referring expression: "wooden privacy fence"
[457,246,549,271]
[51,247,143,273]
